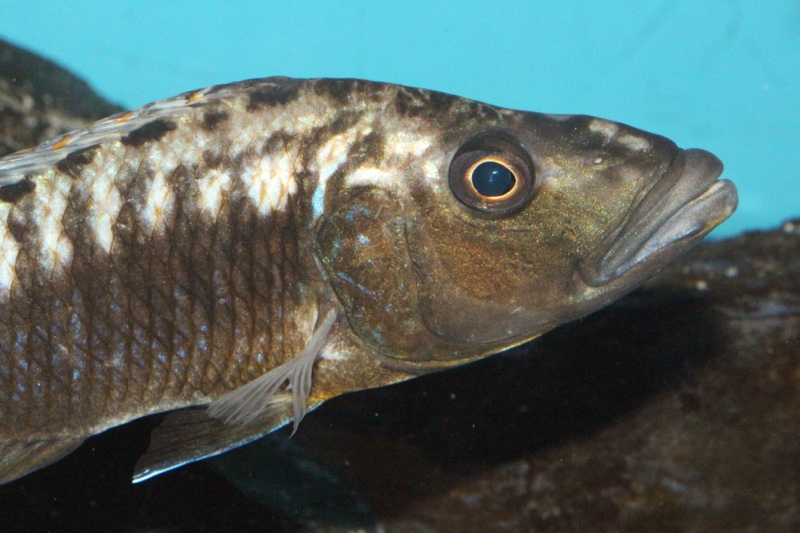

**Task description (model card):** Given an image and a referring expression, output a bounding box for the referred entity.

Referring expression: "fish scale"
[0,77,737,483]
[0,81,323,421]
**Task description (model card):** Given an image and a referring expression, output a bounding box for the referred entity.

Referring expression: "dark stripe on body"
[120,119,178,147]
[56,146,97,179]
[246,81,303,111]
[201,110,229,131]
[0,178,35,204]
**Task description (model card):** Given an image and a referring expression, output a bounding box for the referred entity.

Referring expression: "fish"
[0,77,737,484]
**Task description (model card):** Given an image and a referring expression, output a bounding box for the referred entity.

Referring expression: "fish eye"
[470,160,516,197]
[449,132,536,216]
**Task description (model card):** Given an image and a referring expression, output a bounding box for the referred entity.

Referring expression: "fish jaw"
[579,148,738,292]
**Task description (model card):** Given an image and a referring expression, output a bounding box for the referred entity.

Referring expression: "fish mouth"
[582,148,738,287]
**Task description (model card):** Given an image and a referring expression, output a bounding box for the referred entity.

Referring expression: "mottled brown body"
[0,144,306,431]
[0,81,323,433]
[0,77,737,483]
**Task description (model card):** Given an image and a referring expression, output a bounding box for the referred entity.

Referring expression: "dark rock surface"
[0,38,121,157]
[0,38,797,532]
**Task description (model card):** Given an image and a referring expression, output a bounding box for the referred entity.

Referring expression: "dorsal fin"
[0,77,294,185]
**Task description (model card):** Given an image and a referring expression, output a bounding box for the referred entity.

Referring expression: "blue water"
[2,1,797,237]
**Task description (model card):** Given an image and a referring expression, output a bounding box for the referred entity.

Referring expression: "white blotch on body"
[423,161,440,181]
[35,175,72,271]
[617,133,651,152]
[311,186,325,220]
[240,152,298,216]
[141,169,175,232]
[344,167,392,188]
[311,130,361,219]
[318,346,348,362]
[178,136,209,170]
[589,119,650,151]
[385,131,431,158]
[140,144,181,232]
[588,119,618,143]
[0,204,19,291]
[88,158,123,253]
[197,168,232,217]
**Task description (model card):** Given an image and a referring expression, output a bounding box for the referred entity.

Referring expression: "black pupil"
[471,161,515,197]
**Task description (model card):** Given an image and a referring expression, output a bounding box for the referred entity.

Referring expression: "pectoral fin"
[0,436,85,484]
[207,310,336,431]
[135,310,337,482]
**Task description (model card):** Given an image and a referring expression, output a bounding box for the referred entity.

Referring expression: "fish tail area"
[207,311,337,431]
[0,437,85,484]
[133,311,337,483]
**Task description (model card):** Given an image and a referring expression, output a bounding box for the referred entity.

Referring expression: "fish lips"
[580,148,738,288]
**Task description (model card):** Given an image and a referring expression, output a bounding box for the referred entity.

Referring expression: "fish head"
[316,89,737,369]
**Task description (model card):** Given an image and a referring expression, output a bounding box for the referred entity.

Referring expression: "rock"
[0,38,122,156]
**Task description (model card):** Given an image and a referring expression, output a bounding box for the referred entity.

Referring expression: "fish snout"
[582,148,738,287]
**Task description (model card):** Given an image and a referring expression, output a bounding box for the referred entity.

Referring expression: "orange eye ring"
[449,132,536,216]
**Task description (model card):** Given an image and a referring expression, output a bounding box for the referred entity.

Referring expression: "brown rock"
[0,38,122,156]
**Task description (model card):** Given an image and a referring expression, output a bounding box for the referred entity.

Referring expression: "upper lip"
[584,148,738,286]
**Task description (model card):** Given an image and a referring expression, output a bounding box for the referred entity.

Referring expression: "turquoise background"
[1,1,798,237]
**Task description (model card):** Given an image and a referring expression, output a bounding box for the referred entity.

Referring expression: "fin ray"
[0,436,84,484]
[0,77,290,185]
[207,311,336,430]
[134,396,324,483]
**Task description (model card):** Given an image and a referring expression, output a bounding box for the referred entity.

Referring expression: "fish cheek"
[315,188,455,362]
[404,208,579,344]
